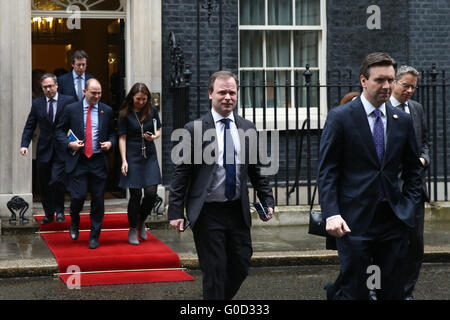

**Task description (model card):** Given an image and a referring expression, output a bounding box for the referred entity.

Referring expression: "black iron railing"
[170,63,450,205]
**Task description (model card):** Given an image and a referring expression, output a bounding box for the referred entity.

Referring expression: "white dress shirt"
[205,109,241,202]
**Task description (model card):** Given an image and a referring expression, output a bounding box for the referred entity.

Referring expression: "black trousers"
[37,156,65,218]
[68,153,107,240]
[127,186,158,228]
[404,201,425,296]
[192,200,252,300]
[335,201,409,300]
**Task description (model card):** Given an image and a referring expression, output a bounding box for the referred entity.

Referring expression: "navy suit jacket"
[57,71,93,101]
[317,97,423,235]
[55,100,116,174]
[168,111,275,228]
[21,94,76,163]
[408,99,430,202]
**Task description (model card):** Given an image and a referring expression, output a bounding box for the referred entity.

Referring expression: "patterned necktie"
[77,76,83,101]
[48,98,54,123]
[84,105,93,158]
[220,118,236,201]
[373,108,385,199]
[372,108,385,162]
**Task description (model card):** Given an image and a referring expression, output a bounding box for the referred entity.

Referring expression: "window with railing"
[239,0,326,129]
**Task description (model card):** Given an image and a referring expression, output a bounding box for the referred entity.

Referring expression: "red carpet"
[36,213,194,286]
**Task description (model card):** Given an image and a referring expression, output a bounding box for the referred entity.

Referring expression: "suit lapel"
[54,96,65,126]
[350,98,379,165]
[97,103,104,138]
[384,102,395,165]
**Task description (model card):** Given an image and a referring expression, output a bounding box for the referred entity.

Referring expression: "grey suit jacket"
[408,99,430,201]
[168,111,275,229]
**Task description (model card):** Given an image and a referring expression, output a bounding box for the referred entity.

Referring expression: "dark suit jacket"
[21,94,76,163]
[55,101,116,174]
[317,97,423,235]
[57,71,93,101]
[407,99,430,202]
[168,111,275,228]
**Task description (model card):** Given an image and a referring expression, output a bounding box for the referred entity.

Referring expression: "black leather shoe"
[56,212,65,222]
[405,295,414,300]
[69,222,79,240]
[40,216,54,225]
[89,238,99,249]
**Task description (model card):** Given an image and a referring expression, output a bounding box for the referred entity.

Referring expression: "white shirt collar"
[72,70,85,80]
[211,108,235,124]
[361,93,386,117]
[46,92,58,102]
[389,96,407,108]
[83,99,98,109]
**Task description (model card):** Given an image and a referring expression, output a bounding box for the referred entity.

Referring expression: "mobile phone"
[145,131,153,136]
[182,218,191,232]
[253,202,268,219]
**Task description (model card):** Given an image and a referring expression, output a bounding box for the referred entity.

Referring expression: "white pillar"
[0,0,33,218]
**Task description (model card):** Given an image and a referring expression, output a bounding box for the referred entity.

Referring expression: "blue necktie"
[220,118,236,201]
[48,99,54,123]
[373,108,385,199]
[399,103,406,111]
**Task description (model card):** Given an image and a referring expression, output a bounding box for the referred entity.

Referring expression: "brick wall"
[161,0,239,184]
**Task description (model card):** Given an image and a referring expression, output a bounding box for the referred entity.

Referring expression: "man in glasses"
[390,65,430,300]
[20,74,75,224]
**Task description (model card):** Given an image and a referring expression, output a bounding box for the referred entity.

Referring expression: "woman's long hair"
[119,82,152,122]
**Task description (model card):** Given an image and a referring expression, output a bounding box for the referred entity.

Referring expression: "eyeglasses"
[398,82,418,90]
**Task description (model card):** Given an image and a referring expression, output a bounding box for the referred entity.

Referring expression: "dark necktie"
[220,118,236,201]
[399,103,406,111]
[84,105,93,158]
[48,98,54,123]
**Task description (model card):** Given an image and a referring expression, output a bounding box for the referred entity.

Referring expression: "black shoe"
[405,295,414,300]
[89,238,99,249]
[56,212,66,222]
[69,221,79,240]
[40,216,54,225]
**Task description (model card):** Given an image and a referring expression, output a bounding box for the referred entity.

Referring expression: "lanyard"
[134,112,147,159]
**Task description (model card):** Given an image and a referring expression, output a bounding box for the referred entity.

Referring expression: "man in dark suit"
[56,78,116,249]
[168,71,275,300]
[318,52,423,300]
[21,73,75,224]
[390,65,430,300]
[57,50,93,101]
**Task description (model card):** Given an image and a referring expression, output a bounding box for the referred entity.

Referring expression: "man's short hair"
[208,70,239,92]
[40,73,58,85]
[72,50,89,64]
[396,65,420,81]
[360,52,397,79]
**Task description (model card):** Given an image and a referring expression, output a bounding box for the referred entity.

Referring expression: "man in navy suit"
[57,50,93,101]
[318,53,423,299]
[390,65,430,300]
[56,78,116,249]
[21,73,76,224]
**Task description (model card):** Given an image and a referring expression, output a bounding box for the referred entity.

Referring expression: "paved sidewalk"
[1,203,449,278]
